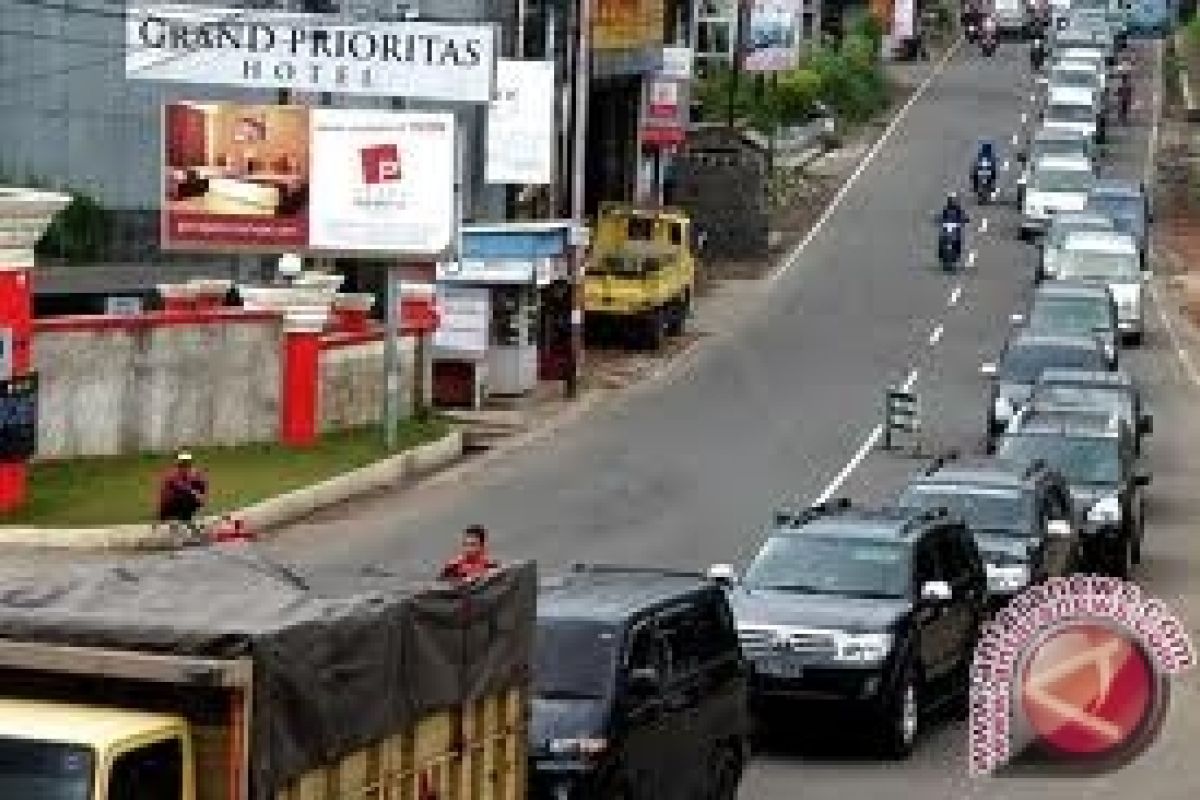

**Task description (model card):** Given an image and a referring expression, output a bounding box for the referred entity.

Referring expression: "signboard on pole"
[743,0,802,72]
[0,374,38,460]
[486,60,556,185]
[641,78,688,148]
[161,103,456,255]
[127,5,497,102]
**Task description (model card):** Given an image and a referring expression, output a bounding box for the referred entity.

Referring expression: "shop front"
[431,223,571,407]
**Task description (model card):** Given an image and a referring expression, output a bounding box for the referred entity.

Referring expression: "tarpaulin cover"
[0,548,535,799]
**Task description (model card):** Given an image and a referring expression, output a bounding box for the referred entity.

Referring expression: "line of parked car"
[524,6,1163,798]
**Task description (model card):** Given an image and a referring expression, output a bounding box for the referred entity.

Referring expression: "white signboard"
[105,296,144,315]
[660,47,693,80]
[486,60,555,185]
[894,0,916,39]
[433,285,490,354]
[437,257,555,284]
[308,109,456,254]
[743,0,802,72]
[127,5,496,102]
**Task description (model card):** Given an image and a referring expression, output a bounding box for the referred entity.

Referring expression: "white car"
[1021,154,1096,240]
[1039,211,1115,280]
[1052,229,1146,344]
[1042,85,1101,142]
[1042,59,1106,94]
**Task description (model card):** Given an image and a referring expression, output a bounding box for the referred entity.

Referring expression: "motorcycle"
[973,161,996,204]
[938,221,964,272]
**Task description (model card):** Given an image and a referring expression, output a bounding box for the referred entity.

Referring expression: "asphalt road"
[251,35,1200,798]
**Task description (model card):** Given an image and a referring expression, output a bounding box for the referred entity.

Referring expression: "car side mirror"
[1135,471,1152,486]
[980,362,998,377]
[920,580,953,603]
[706,563,737,586]
[1139,414,1153,435]
[627,666,661,694]
[1047,519,1073,538]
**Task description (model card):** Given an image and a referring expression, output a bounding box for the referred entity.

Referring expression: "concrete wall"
[318,338,417,433]
[34,317,281,458]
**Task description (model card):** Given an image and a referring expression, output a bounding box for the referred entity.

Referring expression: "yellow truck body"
[585,203,696,349]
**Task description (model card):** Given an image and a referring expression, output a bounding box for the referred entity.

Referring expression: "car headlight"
[547,738,608,757]
[994,395,1014,420]
[833,631,893,663]
[1088,494,1122,522]
[986,563,1030,592]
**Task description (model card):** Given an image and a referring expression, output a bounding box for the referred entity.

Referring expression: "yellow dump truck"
[0,552,534,800]
[585,204,696,350]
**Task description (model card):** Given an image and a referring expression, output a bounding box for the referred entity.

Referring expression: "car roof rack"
[774,497,852,527]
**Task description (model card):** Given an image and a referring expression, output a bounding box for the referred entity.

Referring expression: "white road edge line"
[980,217,990,233]
[948,285,963,306]
[767,41,962,285]
[967,250,978,268]
[1001,159,1010,172]
[1021,112,1028,124]
[929,324,945,346]
[813,368,919,505]
[1011,132,1020,145]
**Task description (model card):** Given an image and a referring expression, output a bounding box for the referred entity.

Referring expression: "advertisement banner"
[486,60,555,185]
[593,0,665,50]
[161,102,456,255]
[743,0,802,72]
[128,5,496,102]
[433,285,490,354]
[641,78,688,148]
[893,0,915,39]
[660,46,694,80]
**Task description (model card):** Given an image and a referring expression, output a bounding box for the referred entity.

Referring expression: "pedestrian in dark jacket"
[157,452,208,522]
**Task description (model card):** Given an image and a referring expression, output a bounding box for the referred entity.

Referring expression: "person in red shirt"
[439,525,499,581]
[157,452,208,523]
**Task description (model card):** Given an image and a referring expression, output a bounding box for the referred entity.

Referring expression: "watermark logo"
[970,576,1194,776]
[359,143,401,184]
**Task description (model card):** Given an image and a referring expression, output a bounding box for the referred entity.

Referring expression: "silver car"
[1039,211,1115,280]
[1021,154,1096,240]
[1052,229,1146,344]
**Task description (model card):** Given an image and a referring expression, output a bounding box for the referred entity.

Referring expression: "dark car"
[1032,367,1153,454]
[897,455,1081,607]
[1087,179,1149,265]
[981,331,1113,451]
[996,406,1151,576]
[1016,282,1118,368]
[707,499,987,758]
[530,565,750,800]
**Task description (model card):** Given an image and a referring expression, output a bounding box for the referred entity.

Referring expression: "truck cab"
[0,699,194,800]
[585,204,696,350]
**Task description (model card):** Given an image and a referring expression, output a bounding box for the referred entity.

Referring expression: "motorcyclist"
[938,192,968,269]
[940,192,969,227]
[972,142,997,195]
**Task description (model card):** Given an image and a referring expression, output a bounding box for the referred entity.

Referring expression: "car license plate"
[757,658,803,679]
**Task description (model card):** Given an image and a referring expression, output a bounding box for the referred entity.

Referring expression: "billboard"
[486,60,556,185]
[161,103,456,255]
[593,0,665,50]
[743,0,802,72]
[127,5,496,102]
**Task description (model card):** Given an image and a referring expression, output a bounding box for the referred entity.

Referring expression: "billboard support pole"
[383,265,400,450]
[567,0,591,398]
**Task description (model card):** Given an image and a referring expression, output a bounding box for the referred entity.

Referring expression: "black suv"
[997,406,1151,577]
[897,455,1081,607]
[1032,367,1153,455]
[982,331,1113,452]
[530,565,750,800]
[708,499,987,758]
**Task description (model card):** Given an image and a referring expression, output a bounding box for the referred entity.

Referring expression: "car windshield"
[0,738,93,800]
[1034,167,1093,191]
[1033,384,1132,418]
[900,485,1034,534]
[1051,70,1097,88]
[1046,103,1096,123]
[1057,248,1139,279]
[998,435,1121,485]
[1030,297,1112,333]
[1002,344,1106,382]
[742,534,910,598]
[533,619,619,700]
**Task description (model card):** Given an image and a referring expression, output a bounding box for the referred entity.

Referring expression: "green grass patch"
[0,418,450,527]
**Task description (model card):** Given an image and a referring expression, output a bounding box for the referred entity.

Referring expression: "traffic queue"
[525,5,1158,799]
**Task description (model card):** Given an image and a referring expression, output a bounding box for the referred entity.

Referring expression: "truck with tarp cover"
[0,549,535,800]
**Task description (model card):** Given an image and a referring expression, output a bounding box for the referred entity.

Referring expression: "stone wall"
[34,314,281,458]
[318,338,417,433]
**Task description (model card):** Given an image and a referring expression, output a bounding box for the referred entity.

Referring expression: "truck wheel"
[877,667,919,759]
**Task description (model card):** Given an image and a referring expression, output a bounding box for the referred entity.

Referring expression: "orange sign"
[593,0,665,50]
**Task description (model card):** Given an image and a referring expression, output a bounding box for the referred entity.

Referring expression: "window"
[109,739,183,800]
[697,21,731,55]
[669,223,683,246]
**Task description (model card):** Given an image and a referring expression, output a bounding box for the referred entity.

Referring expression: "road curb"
[0,430,464,551]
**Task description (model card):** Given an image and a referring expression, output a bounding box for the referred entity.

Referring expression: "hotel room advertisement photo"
[160,103,457,256]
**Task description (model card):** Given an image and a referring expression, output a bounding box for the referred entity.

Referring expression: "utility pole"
[566,0,591,398]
